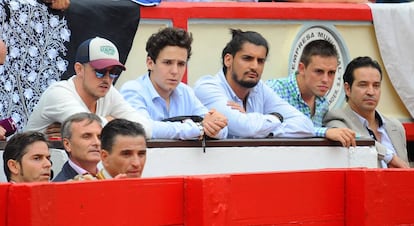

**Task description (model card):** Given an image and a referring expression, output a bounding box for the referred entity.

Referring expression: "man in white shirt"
[24,37,151,138]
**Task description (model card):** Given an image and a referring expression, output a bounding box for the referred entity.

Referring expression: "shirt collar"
[144,72,182,101]
[352,109,385,128]
[68,158,97,176]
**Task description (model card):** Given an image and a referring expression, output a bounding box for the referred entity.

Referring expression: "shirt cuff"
[383,152,394,164]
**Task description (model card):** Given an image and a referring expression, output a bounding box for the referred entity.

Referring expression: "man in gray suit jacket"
[324,56,409,168]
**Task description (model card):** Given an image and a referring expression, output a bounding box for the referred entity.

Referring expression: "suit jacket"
[323,105,408,165]
[53,161,78,182]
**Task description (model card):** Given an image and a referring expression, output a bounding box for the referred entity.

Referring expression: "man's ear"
[7,159,19,175]
[146,56,154,71]
[224,53,233,68]
[62,138,72,155]
[101,150,109,167]
[344,82,351,97]
[298,62,306,75]
[74,62,84,77]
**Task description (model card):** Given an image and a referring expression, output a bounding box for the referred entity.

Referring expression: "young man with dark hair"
[194,29,314,138]
[97,118,147,179]
[3,131,51,183]
[267,40,356,147]
[120,27,227,140]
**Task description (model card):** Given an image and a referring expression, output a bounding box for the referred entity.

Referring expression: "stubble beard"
[232,71,258,89]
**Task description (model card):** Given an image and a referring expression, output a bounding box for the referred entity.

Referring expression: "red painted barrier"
[3,169,414,225]
[403,123,414,141]
[0,184,9,226]
[345,169,414,226]
[6,178,184,226]
[186,170,345,226]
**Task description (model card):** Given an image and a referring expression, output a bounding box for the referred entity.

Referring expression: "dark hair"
[61,112,102,139]
[300,39,338,67]
[221,29,269,74]
[3,131,49,182]
[146,27,193,63]
[101,119,146,153]
[343,56,382,101]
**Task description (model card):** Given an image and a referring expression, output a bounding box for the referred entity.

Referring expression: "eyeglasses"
[95,67,123,79]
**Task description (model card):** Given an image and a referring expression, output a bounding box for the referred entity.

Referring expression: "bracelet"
[269,112,284,123]
[195,122,204,139]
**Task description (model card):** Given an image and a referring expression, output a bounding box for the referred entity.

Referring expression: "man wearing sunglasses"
[24,37,152,139]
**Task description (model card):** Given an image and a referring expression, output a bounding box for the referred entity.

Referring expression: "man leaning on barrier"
[194,28,314,138]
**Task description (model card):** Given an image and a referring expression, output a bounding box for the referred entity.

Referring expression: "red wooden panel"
[403,123,414,141]
[185,170,346,226]
[185,175,231,226]
[345,169,414,226]
[0,184,9,226]
[7,178,184,226]
[229,170,345,226]
[141,2,372,21]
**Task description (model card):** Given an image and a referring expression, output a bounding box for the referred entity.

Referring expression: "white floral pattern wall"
[0,0,69,131]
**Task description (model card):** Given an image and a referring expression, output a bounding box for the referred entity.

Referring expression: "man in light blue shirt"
[120,27,228,139]
[194,29,314,138]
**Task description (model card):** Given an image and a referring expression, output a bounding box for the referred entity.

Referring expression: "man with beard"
[324,56,409,168]
[3,131,52,183]
[24,37,151,138]
[194,29,314,138]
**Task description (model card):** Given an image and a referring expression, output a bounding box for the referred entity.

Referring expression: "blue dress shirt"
[193,70,315,138]
[120,73,227,139]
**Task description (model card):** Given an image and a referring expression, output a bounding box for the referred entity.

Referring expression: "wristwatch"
[269,112,284,123]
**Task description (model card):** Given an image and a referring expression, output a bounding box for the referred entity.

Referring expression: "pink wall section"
[2,169,414,226]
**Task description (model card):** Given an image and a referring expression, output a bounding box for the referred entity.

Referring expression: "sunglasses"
[94,67,123,79]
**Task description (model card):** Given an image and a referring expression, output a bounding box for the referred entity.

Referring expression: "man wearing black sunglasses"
[24,37,152,139]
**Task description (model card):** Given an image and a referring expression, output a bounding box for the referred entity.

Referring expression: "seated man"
[3,131,51,183]
[120,27,227,140]
[266,40,355,147]
[194,29,314,138]
[323,56,409,168]
[53,112,103,181]
[97,118,147,179]
[24,37,151,138]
